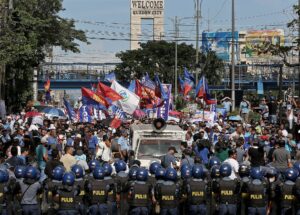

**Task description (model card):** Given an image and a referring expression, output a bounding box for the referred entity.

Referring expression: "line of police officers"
[1,157,300,215]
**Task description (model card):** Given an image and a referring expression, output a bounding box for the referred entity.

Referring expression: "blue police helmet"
[180,164,191,172]
[293,161,300,173]
[149,162,162,175]
[211,165,220,178]
[209,157,221,169]
[0,170,9,183]
[181,166,191,179]
[14,165,26,179]
[114,160,127,173]
[155,168,166,180]
[52,166,65,181]
[219,163,232,177]
[136,168,148,182]
[165,167,177,182]
[93,167,105,180]
[250,167,263,180]
[25,166,38,180]
[192,165,204,179]
[62,172,75,186]
[88,160,100,172]
[71,164,84,179]
[284,168,299,182]
[129,167,139,181]
[102,163,113,176]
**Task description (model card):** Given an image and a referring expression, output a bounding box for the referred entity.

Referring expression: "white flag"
[110,80,140,115]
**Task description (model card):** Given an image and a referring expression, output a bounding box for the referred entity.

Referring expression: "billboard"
[202,31,239,62]
[242,29,284,58]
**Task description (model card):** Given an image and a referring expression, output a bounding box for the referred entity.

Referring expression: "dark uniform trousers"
[21,204,40,215]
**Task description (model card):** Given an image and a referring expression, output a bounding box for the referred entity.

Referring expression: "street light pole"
[231,0,236,111]
[174,16,178,103]
[195,0,200,84]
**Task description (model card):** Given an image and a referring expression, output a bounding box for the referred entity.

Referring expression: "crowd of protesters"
[0,92,299,214]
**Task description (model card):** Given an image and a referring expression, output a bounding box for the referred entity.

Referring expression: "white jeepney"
[130,124,186,168]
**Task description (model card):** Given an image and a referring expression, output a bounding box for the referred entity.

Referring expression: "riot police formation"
[3,159,300,215]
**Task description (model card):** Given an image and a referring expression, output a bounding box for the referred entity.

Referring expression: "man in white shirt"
[221,97,232,113]
[223,149,239,180]
[96,134,112,163]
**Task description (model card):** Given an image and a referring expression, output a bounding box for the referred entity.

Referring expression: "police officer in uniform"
[45,165,65,215]
[293,161,300,215]
[213,163,240,215]
[102,163,117,215]
[114,160,129,215]
[86,167,109,215]
[245,167,268,215]
[128,168,153,215]
[238,164,250,215]
[210,165,221,215]
[18,166,42,215]
[0,169,10,215]
[180,164,192,215]
[55,172,79,215]
[153,168,166,215]
[185,164,210,215]
[155,167,181,215]
[277,168,298,215]
[265,167,279,215]
[149,162,161,188]
[71,165,86,215]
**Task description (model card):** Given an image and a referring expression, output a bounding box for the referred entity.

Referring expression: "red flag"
[81,87,109,108]
[110,117,122,129]
[97,82,123,102]
[135,80,143,97]
[44,79,50,92]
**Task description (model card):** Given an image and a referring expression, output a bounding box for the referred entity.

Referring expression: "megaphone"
[152,118,167,133]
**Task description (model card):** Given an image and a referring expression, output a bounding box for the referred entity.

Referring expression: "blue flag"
[110,105,126,119]
[154,74,168,100]
[63,98,77,121]
[104,72,116,82]
[128,80,136,93]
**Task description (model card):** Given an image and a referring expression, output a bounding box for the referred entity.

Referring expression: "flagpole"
[174,16,178,106]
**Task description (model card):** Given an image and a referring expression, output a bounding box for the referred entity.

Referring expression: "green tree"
[0,0,88,111]
[115,40,224,86]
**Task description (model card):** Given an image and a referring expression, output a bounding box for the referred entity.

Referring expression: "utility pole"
[195,0,201,84]
[231,0,236,111]
[174,16,178,102]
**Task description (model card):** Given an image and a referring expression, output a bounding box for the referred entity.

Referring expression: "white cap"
[76,134,82,138]
[48,124,56,130]
[282,130,288,137]
[41,136,48,144]
[29,124,38,131]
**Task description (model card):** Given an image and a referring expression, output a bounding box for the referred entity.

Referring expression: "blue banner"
[157,84,172,120]
[257,76,264,95]
[202,31,239,62]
